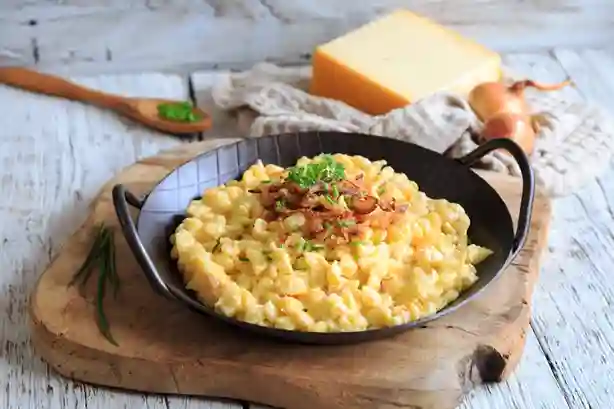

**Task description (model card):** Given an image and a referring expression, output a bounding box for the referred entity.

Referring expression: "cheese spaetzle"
[170,154,492,332]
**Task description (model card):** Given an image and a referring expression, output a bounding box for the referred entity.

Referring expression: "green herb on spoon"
[157,101,202,123]
[69,223,120,346]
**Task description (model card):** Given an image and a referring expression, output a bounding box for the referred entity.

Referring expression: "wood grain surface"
[1,47,614,409]
[29,139,551,409]
[0,73,237,409]
[1,1,613,75]
[504,49,614,409]
[0,67,213,135]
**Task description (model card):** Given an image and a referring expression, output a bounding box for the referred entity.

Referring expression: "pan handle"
[456,138,535,257]
[112,184,175,300]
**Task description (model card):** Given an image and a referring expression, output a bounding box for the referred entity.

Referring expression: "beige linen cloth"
[211,63,614,197]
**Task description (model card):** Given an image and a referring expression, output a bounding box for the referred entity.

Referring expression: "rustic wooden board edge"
[26,140,553,409]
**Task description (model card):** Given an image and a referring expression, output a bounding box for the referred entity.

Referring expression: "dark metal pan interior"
[128,131,525,344]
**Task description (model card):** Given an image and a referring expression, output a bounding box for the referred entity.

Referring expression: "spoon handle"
[0,67,127,110]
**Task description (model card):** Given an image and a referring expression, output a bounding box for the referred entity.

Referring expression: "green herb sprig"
[337,219,356,228]
[157,101,201,123]
[287,154,345,189]
[296,237,324,253]
[69,223,119,346]
[331,184,340,199]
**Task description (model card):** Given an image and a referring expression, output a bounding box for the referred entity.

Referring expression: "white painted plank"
[0,24,34,66]
[553,48,614,111]
[190,70,244,139]
[258,0,614,22]
[459,331,568,409]
[506,49,614,409]
[581,48,614,100]
[0,73,239,409]
[1,1,614,75]
[503,52,585,103]
[0,0,144,8]
[203,0,274,19]
[167,398,243,409]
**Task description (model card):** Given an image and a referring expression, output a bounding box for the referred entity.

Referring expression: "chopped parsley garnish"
[287,154,345,189]
[157,101,201,123]
[275,199,285,211]
[323,194,336,205]
[323,222,334,237]
[261,180,272,184]
[239,257,249,262]
[338,219,356,228]
[296,238,324,252]
[349,240,365,246]
[305,240,324,252]
[331,184,339,199]
[377,185,386,195]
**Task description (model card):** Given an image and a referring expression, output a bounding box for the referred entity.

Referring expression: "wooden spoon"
[0,67,212,135]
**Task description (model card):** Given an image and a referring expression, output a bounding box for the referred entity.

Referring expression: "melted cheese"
[309,9,502,115]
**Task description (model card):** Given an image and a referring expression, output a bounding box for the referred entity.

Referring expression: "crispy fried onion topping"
[249,174,408,245]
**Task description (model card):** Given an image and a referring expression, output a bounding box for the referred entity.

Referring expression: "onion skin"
[469,83,529,121]
[481,112,535,155]
[468,78,571,155]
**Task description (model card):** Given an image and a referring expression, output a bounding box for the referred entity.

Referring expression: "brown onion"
[481,112,535,155]
[468,78,571,155]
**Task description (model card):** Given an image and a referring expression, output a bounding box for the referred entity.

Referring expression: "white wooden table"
[2,2,614,409]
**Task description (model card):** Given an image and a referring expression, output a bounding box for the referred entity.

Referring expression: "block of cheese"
[309,9,502,115]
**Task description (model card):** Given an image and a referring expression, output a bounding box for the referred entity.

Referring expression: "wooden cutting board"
[29,139,552,409]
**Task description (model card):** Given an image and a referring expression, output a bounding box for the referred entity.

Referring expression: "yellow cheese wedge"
[310,9,502,115]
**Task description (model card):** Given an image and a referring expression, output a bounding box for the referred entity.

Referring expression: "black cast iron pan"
[112,131,534,345]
